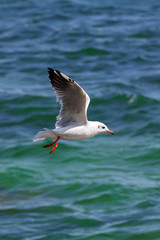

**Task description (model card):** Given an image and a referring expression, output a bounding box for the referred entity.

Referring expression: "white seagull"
[33,68,114,153]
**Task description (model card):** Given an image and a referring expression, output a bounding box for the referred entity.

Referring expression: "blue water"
[1,1,160,239]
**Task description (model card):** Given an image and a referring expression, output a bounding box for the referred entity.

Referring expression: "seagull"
[33,68,114,153]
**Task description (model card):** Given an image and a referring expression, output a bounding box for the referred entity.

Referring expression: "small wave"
[127,95,159,106]
[136,122,160,136]
[65,47,111,56]
[131,31,156,39]
[75,193,113,205]
[0,204,72,214]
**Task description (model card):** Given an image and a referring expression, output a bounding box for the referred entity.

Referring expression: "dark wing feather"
[48,68,90,128]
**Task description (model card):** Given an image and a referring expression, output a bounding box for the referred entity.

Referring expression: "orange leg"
[43,139,57,148]
[49,136,60,154]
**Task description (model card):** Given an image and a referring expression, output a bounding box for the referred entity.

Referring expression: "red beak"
[107,130,115,135]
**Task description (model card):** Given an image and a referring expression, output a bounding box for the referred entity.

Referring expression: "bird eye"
[102,126,105,129]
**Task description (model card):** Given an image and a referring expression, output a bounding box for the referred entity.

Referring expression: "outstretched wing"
[48,68,90,128]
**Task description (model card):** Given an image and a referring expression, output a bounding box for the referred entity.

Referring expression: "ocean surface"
[1,0,160,239]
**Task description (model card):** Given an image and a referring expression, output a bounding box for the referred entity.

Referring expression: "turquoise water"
[1,1,160,239]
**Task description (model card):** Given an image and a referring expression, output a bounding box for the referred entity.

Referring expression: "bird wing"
[48,68,90,128]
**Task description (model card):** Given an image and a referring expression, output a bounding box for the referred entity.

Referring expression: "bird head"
[97,122,115,135]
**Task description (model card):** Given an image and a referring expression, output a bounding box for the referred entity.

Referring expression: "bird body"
[34,121,111,141]
[34,68,114,153]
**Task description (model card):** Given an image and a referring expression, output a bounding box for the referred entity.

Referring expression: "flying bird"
[33,68,114,153]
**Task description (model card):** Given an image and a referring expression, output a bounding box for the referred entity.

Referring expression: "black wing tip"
[47,68,74,84]
[48,68,63,78]
[48,67,53,71]
[48,68,69,89]
[48,67,59,72]
[48,67,56,73]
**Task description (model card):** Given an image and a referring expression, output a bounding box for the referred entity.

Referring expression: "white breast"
[54,122,98,140]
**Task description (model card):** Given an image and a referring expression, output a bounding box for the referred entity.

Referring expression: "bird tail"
[33,128,57,142]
